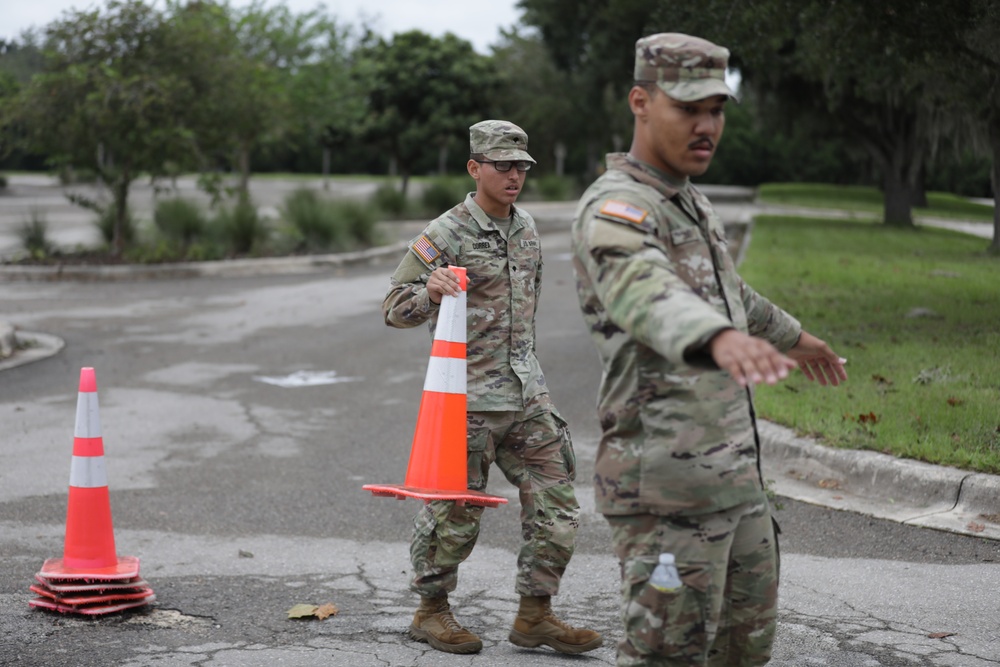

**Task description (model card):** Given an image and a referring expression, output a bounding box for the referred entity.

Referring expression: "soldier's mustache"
[689,139,714,150]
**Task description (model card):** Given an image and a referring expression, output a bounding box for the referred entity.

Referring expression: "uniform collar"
[465,192,525,234]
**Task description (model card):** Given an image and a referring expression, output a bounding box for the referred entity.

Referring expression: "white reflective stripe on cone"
[69,456,108,488]
[74,392,102,439]
[434,292,467,344]
[423,357,467,395]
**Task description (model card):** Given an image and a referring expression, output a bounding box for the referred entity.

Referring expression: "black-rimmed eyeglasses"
[474,160,532,172]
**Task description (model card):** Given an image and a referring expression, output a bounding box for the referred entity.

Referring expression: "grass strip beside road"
[758,183,995,221]
[742,215,1000,474]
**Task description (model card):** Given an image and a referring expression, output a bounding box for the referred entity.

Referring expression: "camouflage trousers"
[410,393,580,598]
[606,495,778,667]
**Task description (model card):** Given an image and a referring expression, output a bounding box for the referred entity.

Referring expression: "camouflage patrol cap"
[634,33,737,102]
[469,120,536,163]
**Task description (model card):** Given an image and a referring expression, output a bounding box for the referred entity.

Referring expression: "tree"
[286,20,365,189]
[357,30,500,194]
[3,0,196,255]
[491,28,592,176]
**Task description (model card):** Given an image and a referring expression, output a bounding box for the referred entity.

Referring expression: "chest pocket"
[462,235,506,287]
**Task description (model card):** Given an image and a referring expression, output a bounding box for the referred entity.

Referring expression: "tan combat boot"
[408,595,483,654]
[508,595,603,654]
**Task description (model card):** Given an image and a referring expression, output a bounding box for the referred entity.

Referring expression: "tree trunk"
[438,144,448,176]
[111,174,130,257]
[555,142,566,177]
[237,141,251,200]
[990,123,1000,255]
[883,166,915,227]
[322,146,331,191]
[911,163,928,208]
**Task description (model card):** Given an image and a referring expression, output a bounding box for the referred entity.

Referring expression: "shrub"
[534,174,575,201]
[17,210,55,258]
[0,173,8,190]
[372,182,409,217]
[282,188,344,251]
[154,197,208,247]
[214,197,268,255]
[420,178,463,216]
[331,200,379,247]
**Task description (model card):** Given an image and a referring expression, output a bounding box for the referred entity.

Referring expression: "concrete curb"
[0,241,409,282]
[0,328,65,372]
[760,421,1000,541]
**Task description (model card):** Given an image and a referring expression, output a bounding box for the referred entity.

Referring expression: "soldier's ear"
[628,85,652,117]
[467,159,480,180]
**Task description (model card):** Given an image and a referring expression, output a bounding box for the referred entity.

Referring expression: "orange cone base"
[37,555,140,582]
[30,584,155,607]
[363,483,508,508]
[29,593,155,616]
[34,574,149,593]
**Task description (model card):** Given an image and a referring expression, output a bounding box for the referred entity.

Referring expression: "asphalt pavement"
[1,175,998,667]
[2,177,997,544]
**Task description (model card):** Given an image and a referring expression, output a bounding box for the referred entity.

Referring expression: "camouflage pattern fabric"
[633,33,737,102]
[607,498,778,666]
[570,151,802,517]
[409,393,580,597]
[469,119,536,162]
[383,192,548,411]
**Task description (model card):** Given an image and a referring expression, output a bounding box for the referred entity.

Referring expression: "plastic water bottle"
[649,553,682,592]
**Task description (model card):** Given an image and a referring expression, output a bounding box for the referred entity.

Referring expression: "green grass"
[742,215,1000,474]
[757,182,995,222]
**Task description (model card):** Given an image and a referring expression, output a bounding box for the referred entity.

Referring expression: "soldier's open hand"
[787,331,848,386]
[708,329,798,387]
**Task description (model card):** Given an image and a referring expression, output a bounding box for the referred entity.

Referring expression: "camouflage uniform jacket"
[383,192,547,412]
[571,153,802,516]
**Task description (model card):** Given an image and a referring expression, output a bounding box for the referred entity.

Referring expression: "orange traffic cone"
[30,367,155,615]
[365,266,507,508]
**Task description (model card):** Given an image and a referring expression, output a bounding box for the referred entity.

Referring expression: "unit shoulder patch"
[598,199,649,225]
[410,234,442,267]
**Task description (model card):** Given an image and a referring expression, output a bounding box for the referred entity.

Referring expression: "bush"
[154,197,208,247]
[372,182,409,217]
[282,188,344,251]
[331,200,379,247]
[57,165,99,185]
[420,178,463,216]
[0,173,8,190]
[17,210,55,258]
[214,197,268,255]
[533,174,575,201]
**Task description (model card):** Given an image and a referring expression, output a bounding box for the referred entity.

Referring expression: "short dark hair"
[469,152,488,161]
[634,80,659,96]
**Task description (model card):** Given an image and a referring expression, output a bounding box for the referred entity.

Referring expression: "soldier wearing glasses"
[382,120,602,656]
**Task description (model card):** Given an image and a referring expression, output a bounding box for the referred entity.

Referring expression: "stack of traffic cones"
[29,367,156,615]
[365,266,507,508]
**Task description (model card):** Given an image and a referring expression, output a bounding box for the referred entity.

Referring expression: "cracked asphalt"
[1,175,998,666]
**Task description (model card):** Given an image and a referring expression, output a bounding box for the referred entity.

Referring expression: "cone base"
[34,574,149,593]
[38,555,140,582]
[363,483,508,508]
[29,593,156,616]
[30,583,155,606]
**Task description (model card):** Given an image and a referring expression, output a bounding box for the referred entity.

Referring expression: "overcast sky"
[0,0,527,54]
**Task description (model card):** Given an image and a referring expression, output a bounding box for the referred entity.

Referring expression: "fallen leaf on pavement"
[287,603,340,620]
[928,631,956,639]
[967,522,986,533]
[818,479,841,490]
[315,603,339,619]
[287,604,319,619]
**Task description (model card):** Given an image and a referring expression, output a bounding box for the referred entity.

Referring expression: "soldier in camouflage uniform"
[570,34,849,666]
[383,120,602,656]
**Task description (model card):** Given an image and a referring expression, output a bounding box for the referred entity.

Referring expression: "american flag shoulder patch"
[411,234,441,265]
[599,200,648,225]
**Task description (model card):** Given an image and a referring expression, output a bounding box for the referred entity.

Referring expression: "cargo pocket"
[553,411,577,482]
[621,554,712,662]
[465,423,491,491]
